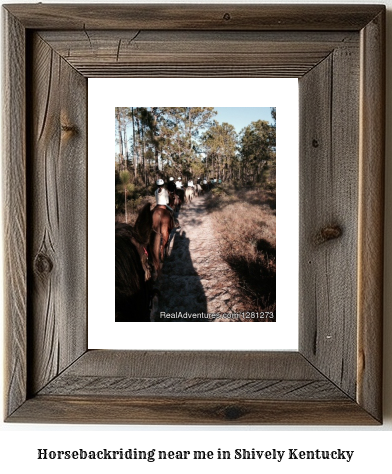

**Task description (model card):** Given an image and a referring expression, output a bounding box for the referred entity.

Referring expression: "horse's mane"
[132,202,153,245]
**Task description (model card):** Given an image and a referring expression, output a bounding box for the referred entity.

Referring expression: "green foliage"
[202,121,237,180]
[158,107,217,173]
[239,119,276,185]
[115,107,277,220]
[119,170,131,185]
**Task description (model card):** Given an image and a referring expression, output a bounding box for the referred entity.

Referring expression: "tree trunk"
[124,125,129,170]
[115,107,125,171]
[188,107,192,155]
[131,107,138,179]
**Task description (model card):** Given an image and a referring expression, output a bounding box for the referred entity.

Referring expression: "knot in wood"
[312,139,319,148]
[223,13,231,21]
[223,405,243,420]
[61,124,77,134]
[34,252,53,274]
[315,225,342,245]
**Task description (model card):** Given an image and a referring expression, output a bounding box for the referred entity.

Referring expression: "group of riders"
[154,176,220,213]
[152,175,221,271]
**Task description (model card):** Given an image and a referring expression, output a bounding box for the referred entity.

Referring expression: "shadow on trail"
[152,230,208,322]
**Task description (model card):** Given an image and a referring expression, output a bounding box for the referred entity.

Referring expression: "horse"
[169,190,181,212]
[151,204,175,275]
[115,203,154,322]
[175,187,185,208]
[184,186,194,204]
[195,183,203,196]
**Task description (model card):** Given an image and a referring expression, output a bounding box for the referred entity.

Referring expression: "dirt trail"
[151,194,248,322]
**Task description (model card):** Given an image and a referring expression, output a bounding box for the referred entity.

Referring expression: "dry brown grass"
[206,185,276,318]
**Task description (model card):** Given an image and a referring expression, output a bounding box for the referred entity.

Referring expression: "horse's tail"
[169,210,175,232]
[151,229,161,271]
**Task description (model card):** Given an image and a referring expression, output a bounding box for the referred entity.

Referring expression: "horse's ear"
[134,203,153,244]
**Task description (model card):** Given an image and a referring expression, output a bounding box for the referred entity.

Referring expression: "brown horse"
[175,187,185,209]
[169,191,180,212]
[115,203,154,322]
[151,205,174,275]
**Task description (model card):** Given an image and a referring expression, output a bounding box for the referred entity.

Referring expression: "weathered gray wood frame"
[2,4,385,424]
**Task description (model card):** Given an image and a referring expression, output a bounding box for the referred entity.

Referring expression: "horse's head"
[115,221,152,322]
[133,202,153,246]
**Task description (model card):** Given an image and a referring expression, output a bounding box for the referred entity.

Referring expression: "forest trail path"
[151,193,247,322]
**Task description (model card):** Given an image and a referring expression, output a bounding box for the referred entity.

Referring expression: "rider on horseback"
[167,177,176,193]
[175,177,183,189]
[167,177,177,206]
[155,179,173,212]
[152,180,176,275]
[175,176,185,204]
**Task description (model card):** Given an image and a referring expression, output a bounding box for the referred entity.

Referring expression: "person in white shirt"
[155,179,172,208]
[175,177,185,204]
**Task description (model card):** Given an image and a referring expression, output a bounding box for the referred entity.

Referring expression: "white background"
[1,0,391,473]
[88,77,299,350]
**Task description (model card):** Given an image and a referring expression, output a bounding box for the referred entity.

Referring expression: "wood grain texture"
[357,9,385,422]
[8,396,379,425]
[2,9,27,419]
[38,30,358,78]
[27,33,87,395]
[299,40,360,399]
[58,350,327,379]
[37,352,346,401]
[39,377,347,400]
[2,4,385,425]
[11,351,373,423]
[4,4,383,30]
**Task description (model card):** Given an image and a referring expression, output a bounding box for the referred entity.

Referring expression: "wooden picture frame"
[3,4,385,424]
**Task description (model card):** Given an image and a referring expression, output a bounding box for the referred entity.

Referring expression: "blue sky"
[213,107,274,134]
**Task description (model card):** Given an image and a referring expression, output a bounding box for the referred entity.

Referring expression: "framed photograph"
[88,79,298,351]
[3,4,384,424]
